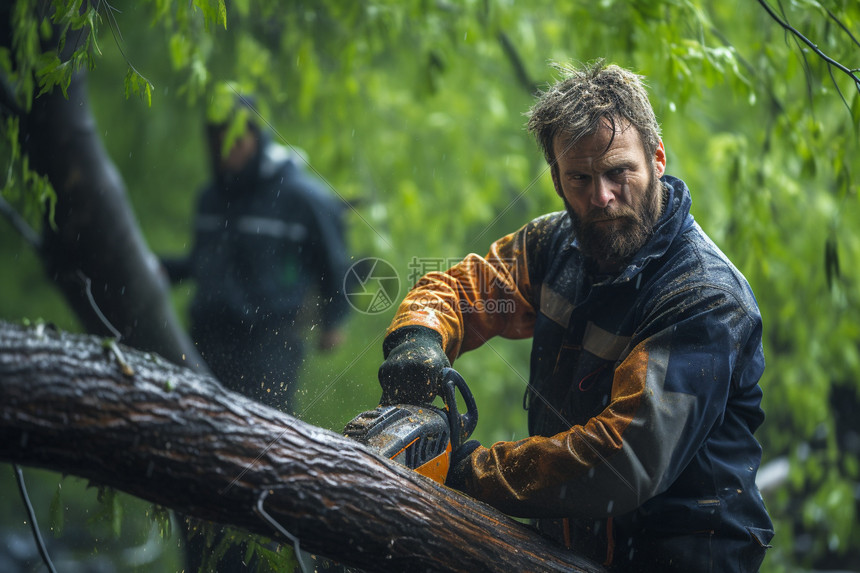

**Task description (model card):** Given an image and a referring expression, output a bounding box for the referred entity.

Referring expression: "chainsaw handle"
[440,367,479,449]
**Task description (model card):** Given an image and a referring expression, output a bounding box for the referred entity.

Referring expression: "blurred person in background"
[163,95,351,414]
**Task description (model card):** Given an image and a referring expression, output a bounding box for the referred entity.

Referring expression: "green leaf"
[148,505,173,539]
[1,115,57,230]
[193,0,228,29]
[123,67,153,106]
[169,32,192,69]
[49,482,64,537]
[255,543,297,572]
[35,53,72,97]
[90,487,122,538]
[83,7,101,56]
[851,88,860,133]
[205,81,237,124]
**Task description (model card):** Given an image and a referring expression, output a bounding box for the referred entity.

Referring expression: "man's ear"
[654,140,666,178]
[551,166,563,198]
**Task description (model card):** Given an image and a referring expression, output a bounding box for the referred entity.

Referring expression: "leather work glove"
[445,439,481,492]
[378,325,450,406]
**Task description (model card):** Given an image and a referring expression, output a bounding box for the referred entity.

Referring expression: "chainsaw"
[344,367,478,484]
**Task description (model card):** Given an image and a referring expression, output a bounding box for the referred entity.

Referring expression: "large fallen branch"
[0,321,604,573]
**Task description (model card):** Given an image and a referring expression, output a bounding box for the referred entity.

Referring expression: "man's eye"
[608,168,627,178]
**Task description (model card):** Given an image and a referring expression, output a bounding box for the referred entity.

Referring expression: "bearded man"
[376,61,774,571]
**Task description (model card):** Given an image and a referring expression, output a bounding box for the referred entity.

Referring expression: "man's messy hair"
[527,59,661,167]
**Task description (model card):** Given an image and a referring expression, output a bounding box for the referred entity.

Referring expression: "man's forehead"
[554,121,641,159]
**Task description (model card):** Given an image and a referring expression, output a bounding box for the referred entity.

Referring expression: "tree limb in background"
[824,6,860,51]
[757,0,860,91]
[0,194,42,251]
[497,31,540,95]
[12,464,58,573]
[0,321,605,573]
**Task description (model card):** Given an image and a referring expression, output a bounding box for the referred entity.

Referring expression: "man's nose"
[590,176,615,208]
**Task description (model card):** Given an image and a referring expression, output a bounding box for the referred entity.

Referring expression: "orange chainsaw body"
[344,368,477,484]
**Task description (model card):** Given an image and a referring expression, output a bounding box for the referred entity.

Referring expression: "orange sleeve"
[463,343,649,518]
[387,225,539,361]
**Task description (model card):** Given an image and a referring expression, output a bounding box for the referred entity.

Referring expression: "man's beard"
[566,171,663,270]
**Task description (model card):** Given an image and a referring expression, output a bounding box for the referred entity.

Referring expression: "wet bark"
[0,321,605,573]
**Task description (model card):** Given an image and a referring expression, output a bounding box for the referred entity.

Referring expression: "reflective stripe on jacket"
[187,136,350,329]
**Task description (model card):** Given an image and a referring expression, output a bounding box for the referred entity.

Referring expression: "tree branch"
[825,6,860,51]
[0,321,604,573]
[497,32,540,95]
[0,194,43,251]
[757,0,860,91]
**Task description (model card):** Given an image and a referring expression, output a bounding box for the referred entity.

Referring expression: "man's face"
[551,121,666,272]
[207,123,258,176]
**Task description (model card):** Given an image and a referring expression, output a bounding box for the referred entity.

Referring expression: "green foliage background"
[1,0,859,571]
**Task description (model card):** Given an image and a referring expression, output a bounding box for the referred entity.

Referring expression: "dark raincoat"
[387,175,773,571]
[164,133,350,410]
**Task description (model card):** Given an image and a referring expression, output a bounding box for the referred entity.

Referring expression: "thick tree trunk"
[22,70,206,372]
[0,15,205,371]
[0,321,605,573]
